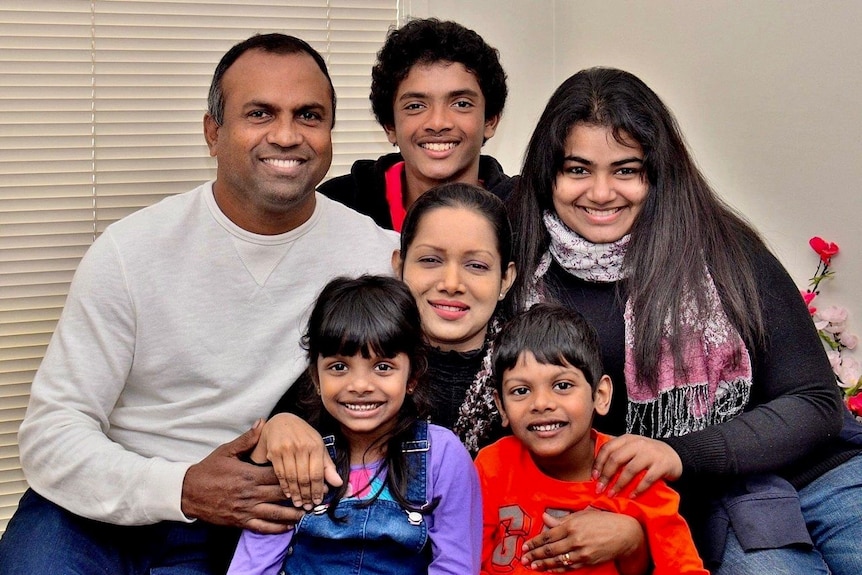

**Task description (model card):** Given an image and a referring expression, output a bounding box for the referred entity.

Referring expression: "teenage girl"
[226,275,481,575]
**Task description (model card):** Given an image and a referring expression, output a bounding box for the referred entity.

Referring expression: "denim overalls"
[280,421,432,575]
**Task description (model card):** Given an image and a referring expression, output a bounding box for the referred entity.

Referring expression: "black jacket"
[318,152,512,230]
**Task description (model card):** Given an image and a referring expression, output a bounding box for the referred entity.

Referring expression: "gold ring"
[561,552,573,566]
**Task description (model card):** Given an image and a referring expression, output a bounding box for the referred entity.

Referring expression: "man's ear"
[493,390,509,428]
[384,124,398,146]
[593,375,613,416]
[482,114,501,143]
[391,249,403,277]
[203,113,220,157]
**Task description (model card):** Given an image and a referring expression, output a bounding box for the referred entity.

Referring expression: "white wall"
[414,0,862,326]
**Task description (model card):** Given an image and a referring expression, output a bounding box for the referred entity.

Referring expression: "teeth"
[584,207,621,216]
[530,423,564,432]
[264,158,301,168]
[344,403,381,412]
[434,304,465,312]
[421,142,456,152]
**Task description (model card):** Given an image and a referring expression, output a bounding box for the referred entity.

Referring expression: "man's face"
[205,49,333,234]
[385,61,499,203]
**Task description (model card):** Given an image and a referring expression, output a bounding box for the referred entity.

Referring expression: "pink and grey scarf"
[528,211,753,438]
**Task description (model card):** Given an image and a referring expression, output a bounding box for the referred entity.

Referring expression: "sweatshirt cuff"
[140,459,195,523]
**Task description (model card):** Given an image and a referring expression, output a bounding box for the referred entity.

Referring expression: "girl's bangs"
[316,310,408,360]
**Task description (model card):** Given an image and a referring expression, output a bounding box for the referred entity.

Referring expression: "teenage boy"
[319,18,509,231]
[476,304,708,575]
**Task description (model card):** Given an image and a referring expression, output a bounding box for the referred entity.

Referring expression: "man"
[319,18,510,231]
[0,33,398,574]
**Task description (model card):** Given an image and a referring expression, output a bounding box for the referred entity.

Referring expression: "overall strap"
[321,435,337,461]
[401,421,430,507]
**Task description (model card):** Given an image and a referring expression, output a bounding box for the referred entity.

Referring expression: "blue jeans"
[717,453,862,575]
[0,489,239,574]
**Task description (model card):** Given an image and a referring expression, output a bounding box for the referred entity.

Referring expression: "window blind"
[0,0,397,534]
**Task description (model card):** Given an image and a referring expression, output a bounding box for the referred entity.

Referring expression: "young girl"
[227,275,481,575]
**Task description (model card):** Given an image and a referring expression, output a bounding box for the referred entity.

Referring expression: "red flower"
[809,236,840,265]
[800,290,817,315]
[847,394,862,417]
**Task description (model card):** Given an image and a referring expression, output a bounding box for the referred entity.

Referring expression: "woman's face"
[393,206,515,352]
[552,123,648,244]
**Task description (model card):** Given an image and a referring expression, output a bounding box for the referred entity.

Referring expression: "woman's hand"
[521,509,649,573]
[592,434,683,498]
[254,413,343,509]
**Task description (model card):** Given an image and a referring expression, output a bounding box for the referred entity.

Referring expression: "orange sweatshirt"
[475,431,708,575]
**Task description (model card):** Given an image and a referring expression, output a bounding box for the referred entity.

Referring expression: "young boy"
[476,304,708,575]
[318,18,510,231]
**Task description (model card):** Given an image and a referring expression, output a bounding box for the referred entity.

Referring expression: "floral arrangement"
[802,236,862,418]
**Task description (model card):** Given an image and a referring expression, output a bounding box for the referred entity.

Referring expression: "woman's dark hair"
[492,304,606,399]
[399,182,516,319]
[207,33,336,127]
[508,67,766,386]
[298,274,432,515]
[370,18,507,128]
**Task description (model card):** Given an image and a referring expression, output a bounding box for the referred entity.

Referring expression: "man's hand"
[181,419,303,534]
[256,413,342,509]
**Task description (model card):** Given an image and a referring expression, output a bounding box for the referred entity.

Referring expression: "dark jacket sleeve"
[663,245,844,477]
[317,155,400,230]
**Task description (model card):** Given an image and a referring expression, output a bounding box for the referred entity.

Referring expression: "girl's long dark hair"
[298,275,433,515]
[508,67,766,386]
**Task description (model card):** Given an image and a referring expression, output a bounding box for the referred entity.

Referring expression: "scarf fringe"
[627,378,752,438]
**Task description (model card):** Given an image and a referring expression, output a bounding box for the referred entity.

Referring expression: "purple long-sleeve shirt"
[227,424,482,575]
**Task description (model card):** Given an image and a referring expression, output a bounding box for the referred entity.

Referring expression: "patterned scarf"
[453,316,502,454]
[528,211,753,438]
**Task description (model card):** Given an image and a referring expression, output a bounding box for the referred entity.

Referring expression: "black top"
[544,244,861,489]
[318,153,512,230]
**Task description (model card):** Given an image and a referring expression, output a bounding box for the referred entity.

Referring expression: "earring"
[498,291,506,300]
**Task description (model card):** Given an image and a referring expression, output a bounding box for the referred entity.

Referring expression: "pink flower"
[836,356,862,388]
[809,236,840,265]
[840,333,859,350]
[827,350,842,371]
[818,306,849,333]
[848,394,862,417]
[819,305,849,324]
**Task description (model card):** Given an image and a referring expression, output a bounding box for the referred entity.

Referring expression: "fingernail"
[253,418,264,430]
[591,469,599,480]
[303,503,313,511]
[607,488,616,498]
[595,481,605,494]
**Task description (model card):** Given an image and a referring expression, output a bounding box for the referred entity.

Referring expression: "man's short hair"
[207,33,336,127]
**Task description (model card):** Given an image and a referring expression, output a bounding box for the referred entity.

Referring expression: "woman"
[391,182,517,452]
[258,183,517,506]
[507,66,862,574]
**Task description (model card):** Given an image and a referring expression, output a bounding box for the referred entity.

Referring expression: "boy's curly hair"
[370,18,507,128]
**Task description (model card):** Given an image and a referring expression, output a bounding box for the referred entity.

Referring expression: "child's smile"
[495,351,611,481]
[318,352,411,461]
